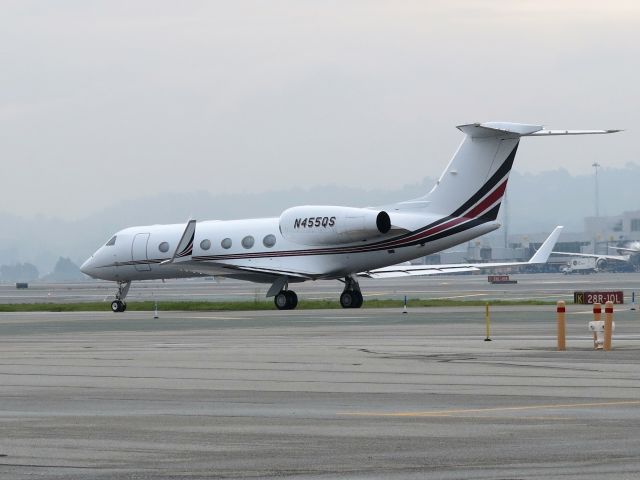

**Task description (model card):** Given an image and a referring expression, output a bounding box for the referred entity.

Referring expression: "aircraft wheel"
[285,290,298,309]
[341,290,363,308]
[340,291,355,308]
[275,291,298,310]
[111,300,124,313]
[274,292,288,310]
[352,291,363,308]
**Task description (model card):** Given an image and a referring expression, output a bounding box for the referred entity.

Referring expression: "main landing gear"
[111,281,131,313]
[274,290,298,310]
[339,275,363,309]
[272,275,364,310]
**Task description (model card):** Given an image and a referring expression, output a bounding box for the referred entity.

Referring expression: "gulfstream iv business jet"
[80,122,618,312]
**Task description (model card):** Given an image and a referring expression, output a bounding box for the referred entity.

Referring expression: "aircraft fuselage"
[82,216,499,283]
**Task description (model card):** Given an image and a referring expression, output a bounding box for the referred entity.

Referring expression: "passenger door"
[131,233,152,271]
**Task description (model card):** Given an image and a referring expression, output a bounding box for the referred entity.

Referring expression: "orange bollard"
[593,303,602,349]
[604,301,613,351]
[557,301,566,351]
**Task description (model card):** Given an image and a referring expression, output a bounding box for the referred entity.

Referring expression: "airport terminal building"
[421,209,640,271]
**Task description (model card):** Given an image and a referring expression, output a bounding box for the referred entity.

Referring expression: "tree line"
[0,257,84,283]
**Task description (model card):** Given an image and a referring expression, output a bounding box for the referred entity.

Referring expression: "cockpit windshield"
[105,236,117,246]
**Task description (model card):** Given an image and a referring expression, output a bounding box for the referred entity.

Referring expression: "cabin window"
[263,234,276,248]
[200,239,211,250]
[221,238,232,249]
[158,242,170,253]
[105,236,117,246]
[241,236,255,249]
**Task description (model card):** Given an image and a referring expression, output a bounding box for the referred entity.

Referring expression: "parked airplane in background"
[552,244,637,272]
[610,241,640,255]
[80,122,618,311]
[552,250,630,270]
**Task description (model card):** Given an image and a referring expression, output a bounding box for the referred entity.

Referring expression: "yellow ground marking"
[338,400,640,417]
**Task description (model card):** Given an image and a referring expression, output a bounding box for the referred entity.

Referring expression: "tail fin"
[528,225,564,264]
[421,123,535,219]
[410,122,619,221]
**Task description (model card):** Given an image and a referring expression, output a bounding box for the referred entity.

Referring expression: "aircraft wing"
[359,265,481,279]
[552,251,630,262]
[175,262,315,280]
[360,226,563,279]
[608,246,639,254]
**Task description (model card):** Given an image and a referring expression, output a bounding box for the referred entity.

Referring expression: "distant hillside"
[0,180,434,273]
[0,164,638,273]
[506,164,640,232]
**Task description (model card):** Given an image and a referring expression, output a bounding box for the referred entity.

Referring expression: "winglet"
[528,226,564,264]
[161,219,197,265]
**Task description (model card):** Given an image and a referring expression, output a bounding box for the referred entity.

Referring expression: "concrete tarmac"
[2,272,640,304]
[1,306,640,479]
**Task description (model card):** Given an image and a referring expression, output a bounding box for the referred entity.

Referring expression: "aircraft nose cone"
[80,257,94,276]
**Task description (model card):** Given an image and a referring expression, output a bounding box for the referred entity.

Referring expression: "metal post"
[557,301,566,351]
[592,303,601,349]
[154,300,159,319]
[484,303,491,341]
[402,295,408,314]
[592,162,600,218]
[604,301,613,351]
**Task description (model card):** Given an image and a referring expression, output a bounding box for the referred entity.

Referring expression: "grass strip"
[0,298,555,312]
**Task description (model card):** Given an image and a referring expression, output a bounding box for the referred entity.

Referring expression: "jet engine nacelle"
[279,206,391,246]
[596,257,608,270]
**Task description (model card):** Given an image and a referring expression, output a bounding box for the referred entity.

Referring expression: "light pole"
[592,162,601,254]
[592,162,601,218]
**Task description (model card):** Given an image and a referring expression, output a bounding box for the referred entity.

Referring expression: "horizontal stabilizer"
[457,122,621,139]
[527,129,622,136]
[457,122,543,138]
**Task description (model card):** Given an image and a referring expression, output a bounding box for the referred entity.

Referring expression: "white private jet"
[80,122,618,312]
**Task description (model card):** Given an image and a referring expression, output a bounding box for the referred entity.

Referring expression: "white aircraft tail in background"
[80,122,619,311]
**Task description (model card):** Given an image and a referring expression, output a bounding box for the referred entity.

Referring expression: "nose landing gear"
[111,281,131,312]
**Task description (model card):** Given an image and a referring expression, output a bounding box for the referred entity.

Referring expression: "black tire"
[285,291,298,309]
[111,300,123,313]
[352,291,363,308]
[121,303,127,312]
[340,291,355,308]
[274,292,289,310]
[340,290,363,308]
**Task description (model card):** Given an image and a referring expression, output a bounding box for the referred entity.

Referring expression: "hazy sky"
[1,1,638,219]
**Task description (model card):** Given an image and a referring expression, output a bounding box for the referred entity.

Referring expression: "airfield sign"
[574,291,624,304]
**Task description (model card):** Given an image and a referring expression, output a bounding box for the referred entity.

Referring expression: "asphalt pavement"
[1,306,640,479]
